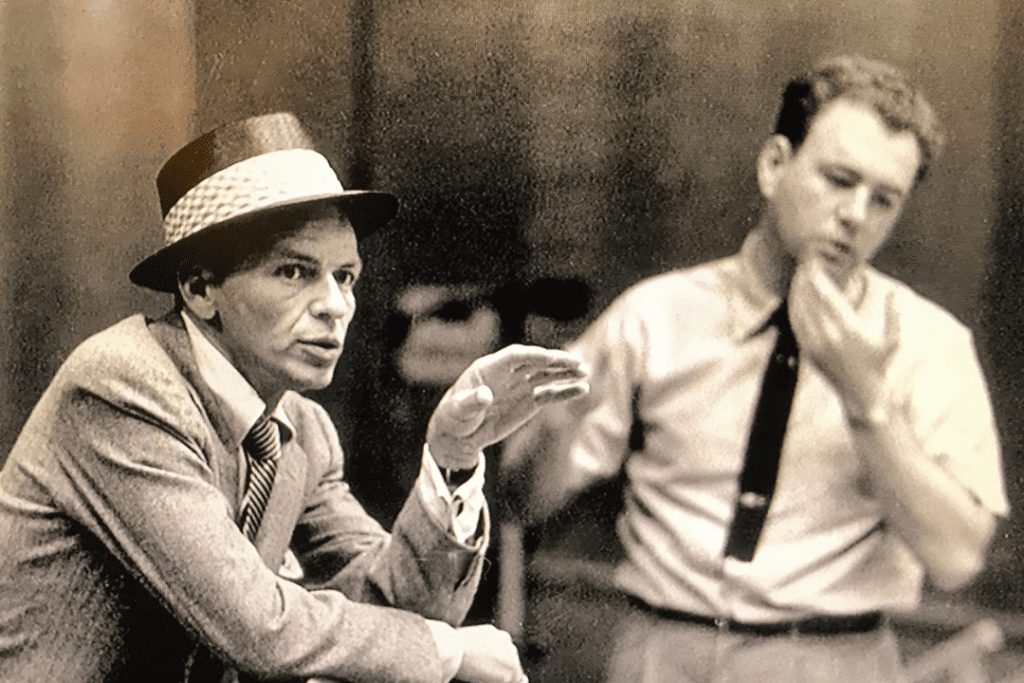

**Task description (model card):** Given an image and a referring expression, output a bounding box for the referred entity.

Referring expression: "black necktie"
[723,302,800,562]
[240,416,281,541]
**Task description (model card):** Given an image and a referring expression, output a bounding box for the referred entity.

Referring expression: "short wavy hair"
[774,55,945,184]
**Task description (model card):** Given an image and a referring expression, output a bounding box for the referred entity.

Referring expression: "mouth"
[815,241,856,270]
[301,337,342,350]
[296,337,343,363]
[821,239,853,260]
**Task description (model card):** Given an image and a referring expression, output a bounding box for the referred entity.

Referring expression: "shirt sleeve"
[893,298,1009,517]
[565,301,645,483]
[419,445,486,546]
[425,619,463,683]
[502,295,642,522]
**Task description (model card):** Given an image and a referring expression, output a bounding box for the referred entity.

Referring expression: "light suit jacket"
[0,313,488,683]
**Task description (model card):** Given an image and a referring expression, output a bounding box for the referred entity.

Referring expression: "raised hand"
[788,258,899,423]
[427,344,589,470]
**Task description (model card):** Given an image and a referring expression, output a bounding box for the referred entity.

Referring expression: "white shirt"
[511,229,1007,622]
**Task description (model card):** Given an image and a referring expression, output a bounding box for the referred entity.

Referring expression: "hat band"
[162,148,345,246]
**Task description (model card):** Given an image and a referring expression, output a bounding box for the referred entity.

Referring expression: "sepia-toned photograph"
[0,1,1022,681]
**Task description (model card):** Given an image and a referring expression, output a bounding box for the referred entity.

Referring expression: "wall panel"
[0,0,194,456]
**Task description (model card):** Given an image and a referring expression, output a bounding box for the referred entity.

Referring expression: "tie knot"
[768,300,789,328]
[769,301,798,351]
[243,416,281,461]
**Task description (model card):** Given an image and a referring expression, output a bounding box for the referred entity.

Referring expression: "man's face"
[204,207,361,402]
[760,98,922,287]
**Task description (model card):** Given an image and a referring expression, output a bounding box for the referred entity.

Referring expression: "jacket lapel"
[147,312,309,573]
[147,312,244,515]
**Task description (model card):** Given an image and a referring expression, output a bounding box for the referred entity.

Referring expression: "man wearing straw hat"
[0,112,588,683]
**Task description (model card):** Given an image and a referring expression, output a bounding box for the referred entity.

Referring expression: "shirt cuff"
[425,619,463,683]
[418,444,486,545]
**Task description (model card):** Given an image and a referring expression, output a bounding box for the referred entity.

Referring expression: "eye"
[275,263,313,281]
[825,171,856,189]
[872,192,896,210]
[334,269,358,287]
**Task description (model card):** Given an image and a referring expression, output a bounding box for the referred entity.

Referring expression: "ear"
[178,268,219,322]
[756,134,793,200]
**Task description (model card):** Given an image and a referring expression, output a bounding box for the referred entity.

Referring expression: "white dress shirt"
[509,228,1007,623]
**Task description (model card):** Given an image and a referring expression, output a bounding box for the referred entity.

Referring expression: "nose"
[310,274,354,320]
[838,186,871,228]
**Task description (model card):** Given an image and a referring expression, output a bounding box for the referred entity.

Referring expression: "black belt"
[627,596,883,637]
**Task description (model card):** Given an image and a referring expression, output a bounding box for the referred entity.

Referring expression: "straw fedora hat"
[130,112,398,292]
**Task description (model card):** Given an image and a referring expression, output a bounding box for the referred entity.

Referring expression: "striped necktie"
[723,301,800,562]
[184,418,281,681]
[240,416,281,541]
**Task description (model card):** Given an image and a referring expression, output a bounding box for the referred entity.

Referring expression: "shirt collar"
[730,228,784,340]
[181,311,295,450]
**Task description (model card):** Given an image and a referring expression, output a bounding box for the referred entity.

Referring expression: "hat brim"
[129,190,398,292]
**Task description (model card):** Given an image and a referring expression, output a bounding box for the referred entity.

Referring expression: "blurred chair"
[904,619,1004,683]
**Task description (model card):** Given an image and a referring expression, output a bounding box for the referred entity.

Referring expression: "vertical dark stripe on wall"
[0,0,71,459]
[348,0,377,190]
[975,0,1024,610]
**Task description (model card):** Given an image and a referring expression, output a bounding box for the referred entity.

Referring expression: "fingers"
[521,366,589,394]
[790,259,863,346]
[487,345,586,378]
[514,355,590,406]
[440,385,494,435]
[499,348,588,390]
[478,345,588,404]
[520,364,588,382]
[533,380,590,404]
[495,343,583,366]
[794,260,847,319]
[787,267,819,347]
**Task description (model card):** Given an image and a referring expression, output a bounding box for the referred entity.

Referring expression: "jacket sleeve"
[287,400,489,627]
[45,337,445,683]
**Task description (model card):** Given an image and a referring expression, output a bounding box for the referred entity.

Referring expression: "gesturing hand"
[788,259,899,423]
[454,624,529,683]
[427,344,589,470]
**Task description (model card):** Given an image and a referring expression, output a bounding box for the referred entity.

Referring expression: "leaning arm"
[51,376,442,682]
[847,404,997,590]
[841,322,1004,591]
[290,430,489,626]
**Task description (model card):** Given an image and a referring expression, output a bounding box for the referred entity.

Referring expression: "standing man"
[504,55,1007,682]
[0,112,588,683]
